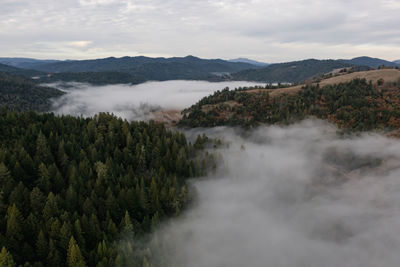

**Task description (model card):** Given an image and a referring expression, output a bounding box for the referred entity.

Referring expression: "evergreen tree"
[0,247,16,267]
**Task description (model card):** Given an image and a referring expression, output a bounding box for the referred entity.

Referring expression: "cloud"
[121,120,400,267]
[68,40,93,48]
[0,0,399,61]
[49,80,265,120]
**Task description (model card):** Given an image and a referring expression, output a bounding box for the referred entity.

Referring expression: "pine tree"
[6,204,24,249]
[0,247,16,267]
[67,236,87,267]
[36,230,48,260]
[120,210,134,235]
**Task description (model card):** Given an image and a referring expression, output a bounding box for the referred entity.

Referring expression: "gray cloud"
[1,0,399,61]
[123,121,400,267]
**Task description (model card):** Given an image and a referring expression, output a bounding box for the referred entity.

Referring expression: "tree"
[67,236,87,267]
[0,247,16,267]
[36,230,48,260]
[6,204,24,249]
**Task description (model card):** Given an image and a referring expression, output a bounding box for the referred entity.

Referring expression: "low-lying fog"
[125,120,400,267]
[48,80,264,120]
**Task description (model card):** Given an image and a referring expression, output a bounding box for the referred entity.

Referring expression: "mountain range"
[0,55,398,85]
[0,57,60,69]
[228,58,269,66]
[340,56,398,68]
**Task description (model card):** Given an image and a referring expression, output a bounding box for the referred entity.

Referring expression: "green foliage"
[179,79,400,131]
[0,72,64,111]
[0,110,202,266]
[0,247,16,267]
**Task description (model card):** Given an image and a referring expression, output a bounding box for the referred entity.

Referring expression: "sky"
[1,0,400,62]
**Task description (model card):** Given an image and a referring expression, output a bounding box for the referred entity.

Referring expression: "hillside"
[0,72,64,111]
[0,58,60,69]
[0,63,43,77]
[340,56,399,68]
[231,59,356,83]
[39,71,147,85]
[229,58,269,66]
[179,69,400,131]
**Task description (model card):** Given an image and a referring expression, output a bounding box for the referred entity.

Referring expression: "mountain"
[30,55,259,75]
[0,72,64,111]
[340,56,399,68]
[0,63,43,77]
[231,59,355,83]
[229,58,269,67]
[394,60,400,64]
[0,57,61,69]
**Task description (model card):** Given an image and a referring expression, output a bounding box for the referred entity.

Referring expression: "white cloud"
[67,40,93,48]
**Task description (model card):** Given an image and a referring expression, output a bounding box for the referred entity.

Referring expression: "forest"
[0,110,209,266]
[179,78,400,131]
[0,72,64,112]
[39,72,147,86]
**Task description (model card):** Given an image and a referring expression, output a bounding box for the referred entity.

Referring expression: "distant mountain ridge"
[231,59,356,83]
[339,56,399,68]
[0,55,398,85]
[0,63,43,77]
[0,57,61,69]
[28,55,259,75]
[229,58,269,66]
[231,56,399,83]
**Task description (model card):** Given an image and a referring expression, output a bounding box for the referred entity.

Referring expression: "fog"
[49,80,264,120]
[127,120,400,267]
[49,80,400,266]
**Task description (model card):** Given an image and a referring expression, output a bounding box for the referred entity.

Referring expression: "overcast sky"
[1,0,400,62]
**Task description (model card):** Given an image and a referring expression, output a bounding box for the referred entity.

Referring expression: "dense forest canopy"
[0,110,209,266]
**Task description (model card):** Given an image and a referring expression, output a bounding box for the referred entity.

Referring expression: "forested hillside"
[0,58,60,70]
[39,72,147,86]
[0,111,208,266]
[27,56,262,84]
[0,64,43,78]
[231,59,356,83]
[179,78,400,131]
[30,56,258,74]
[0,72,64,111]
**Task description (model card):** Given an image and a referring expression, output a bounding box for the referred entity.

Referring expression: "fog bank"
[131,120,400,267]
[49,80,264,120]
